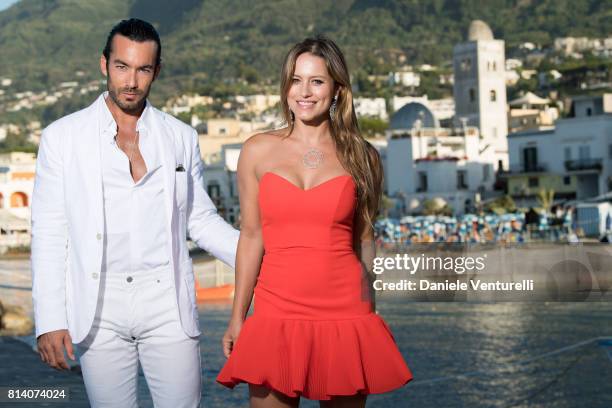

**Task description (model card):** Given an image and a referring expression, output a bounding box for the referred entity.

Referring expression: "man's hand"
[37,329,75,370]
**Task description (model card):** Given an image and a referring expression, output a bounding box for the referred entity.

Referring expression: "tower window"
[469,88,475,103]
[490,90,497,102]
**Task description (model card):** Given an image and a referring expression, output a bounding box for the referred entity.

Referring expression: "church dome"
[390,102,439,130]
[468,20,494,41]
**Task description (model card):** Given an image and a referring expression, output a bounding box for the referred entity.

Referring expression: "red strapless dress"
[217,172,413,400]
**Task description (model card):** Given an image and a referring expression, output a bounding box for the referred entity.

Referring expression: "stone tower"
[453,20,508,170]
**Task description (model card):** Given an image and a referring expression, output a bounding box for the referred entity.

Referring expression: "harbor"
[1,257,611,407]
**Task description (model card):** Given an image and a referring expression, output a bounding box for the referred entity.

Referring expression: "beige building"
[198,118,271,164]
[0,152,36,221]
[508,92,559,133]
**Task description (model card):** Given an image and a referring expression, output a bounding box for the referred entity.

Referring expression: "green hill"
[0,0,610,104]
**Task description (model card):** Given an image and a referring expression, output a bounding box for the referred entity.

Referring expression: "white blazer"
[31,93,240,343]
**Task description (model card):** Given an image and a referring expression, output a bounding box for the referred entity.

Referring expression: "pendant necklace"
[303,148,324,169]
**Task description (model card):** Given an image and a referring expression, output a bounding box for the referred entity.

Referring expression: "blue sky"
[0,0,19,12]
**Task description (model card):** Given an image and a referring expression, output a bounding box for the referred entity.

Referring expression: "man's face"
[100,34,160,113]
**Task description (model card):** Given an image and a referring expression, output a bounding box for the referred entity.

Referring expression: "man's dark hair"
[103,18,162,67]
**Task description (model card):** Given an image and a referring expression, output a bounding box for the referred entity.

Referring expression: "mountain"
[0,0,610,104]
[0,0,20,11]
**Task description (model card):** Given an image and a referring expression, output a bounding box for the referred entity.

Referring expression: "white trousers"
[76,266,201,408]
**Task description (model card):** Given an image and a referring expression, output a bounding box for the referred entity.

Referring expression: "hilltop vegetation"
[0,0,609,104]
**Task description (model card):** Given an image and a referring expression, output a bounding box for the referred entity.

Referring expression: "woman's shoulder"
[246,128,287,143]
[242,128,288,153]
[239,128,288,165]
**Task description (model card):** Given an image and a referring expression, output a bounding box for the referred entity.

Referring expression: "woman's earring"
[329,96,337,120]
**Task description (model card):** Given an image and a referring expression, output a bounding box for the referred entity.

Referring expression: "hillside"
[0,0,610,102]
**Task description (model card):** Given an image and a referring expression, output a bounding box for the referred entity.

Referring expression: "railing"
[503,163,548,174]
[564,158,603,171]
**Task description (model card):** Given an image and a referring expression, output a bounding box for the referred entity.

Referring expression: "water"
[201,301,612,408]
[1,258,611,407]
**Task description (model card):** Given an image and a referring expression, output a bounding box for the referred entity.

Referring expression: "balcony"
[503,163,548,174]
[564,158,603,172]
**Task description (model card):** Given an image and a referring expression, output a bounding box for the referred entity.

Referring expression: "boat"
[195,280,235,302]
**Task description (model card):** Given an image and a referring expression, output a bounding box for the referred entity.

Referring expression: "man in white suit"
[31,19,239,407]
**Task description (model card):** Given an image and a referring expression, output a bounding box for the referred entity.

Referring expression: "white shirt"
[99,95,169,273]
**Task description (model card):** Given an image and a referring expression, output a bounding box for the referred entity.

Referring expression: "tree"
[422,199,452,216]
[484,195,517,215]
[358,117,388,137]
[537,188,555,214]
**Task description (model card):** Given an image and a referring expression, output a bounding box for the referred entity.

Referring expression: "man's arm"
[31,125,75,370]
[186,130,239,267]
[31,126,69,336]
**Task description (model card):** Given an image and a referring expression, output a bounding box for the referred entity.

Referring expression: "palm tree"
[537,188,555,214]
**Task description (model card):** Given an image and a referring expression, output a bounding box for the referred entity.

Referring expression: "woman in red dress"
[217,37,412,407]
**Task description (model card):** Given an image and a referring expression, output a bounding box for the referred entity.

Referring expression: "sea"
[1,258,611,408]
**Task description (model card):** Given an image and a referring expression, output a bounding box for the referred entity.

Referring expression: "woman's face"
[287,52,336,124]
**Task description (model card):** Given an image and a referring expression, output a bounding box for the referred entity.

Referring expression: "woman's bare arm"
[229,135,266,322]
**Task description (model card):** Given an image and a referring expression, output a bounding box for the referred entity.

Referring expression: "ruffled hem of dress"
[216,313,413,401]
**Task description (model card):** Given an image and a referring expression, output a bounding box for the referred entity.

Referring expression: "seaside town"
[0,4,610,406]
[1,20,612,254]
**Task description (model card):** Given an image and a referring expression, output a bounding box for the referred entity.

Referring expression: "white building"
[571,93,612,117]
[354,97,387,120]
[453,20,508,169]
[201,144,242,226]
[389,70,421,87]
[381,20,512,215]
[505,59,523,70]
[0,208,30,251]
[385,102,496,215]
[506,94,612,206]
[235,94,280,115]
[391,95,455,121]
[554,37,608,56]
[368,138,389,194]
[505,70,520,86]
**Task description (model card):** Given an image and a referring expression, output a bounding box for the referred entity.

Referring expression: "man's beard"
[107,83,149,114]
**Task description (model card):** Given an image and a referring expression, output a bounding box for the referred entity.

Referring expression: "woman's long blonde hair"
[280,36,383,232]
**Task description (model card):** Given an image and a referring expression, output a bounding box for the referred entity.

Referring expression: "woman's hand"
[222,318,244,358]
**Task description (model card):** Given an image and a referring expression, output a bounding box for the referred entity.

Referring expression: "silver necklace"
[303,148,324,169]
